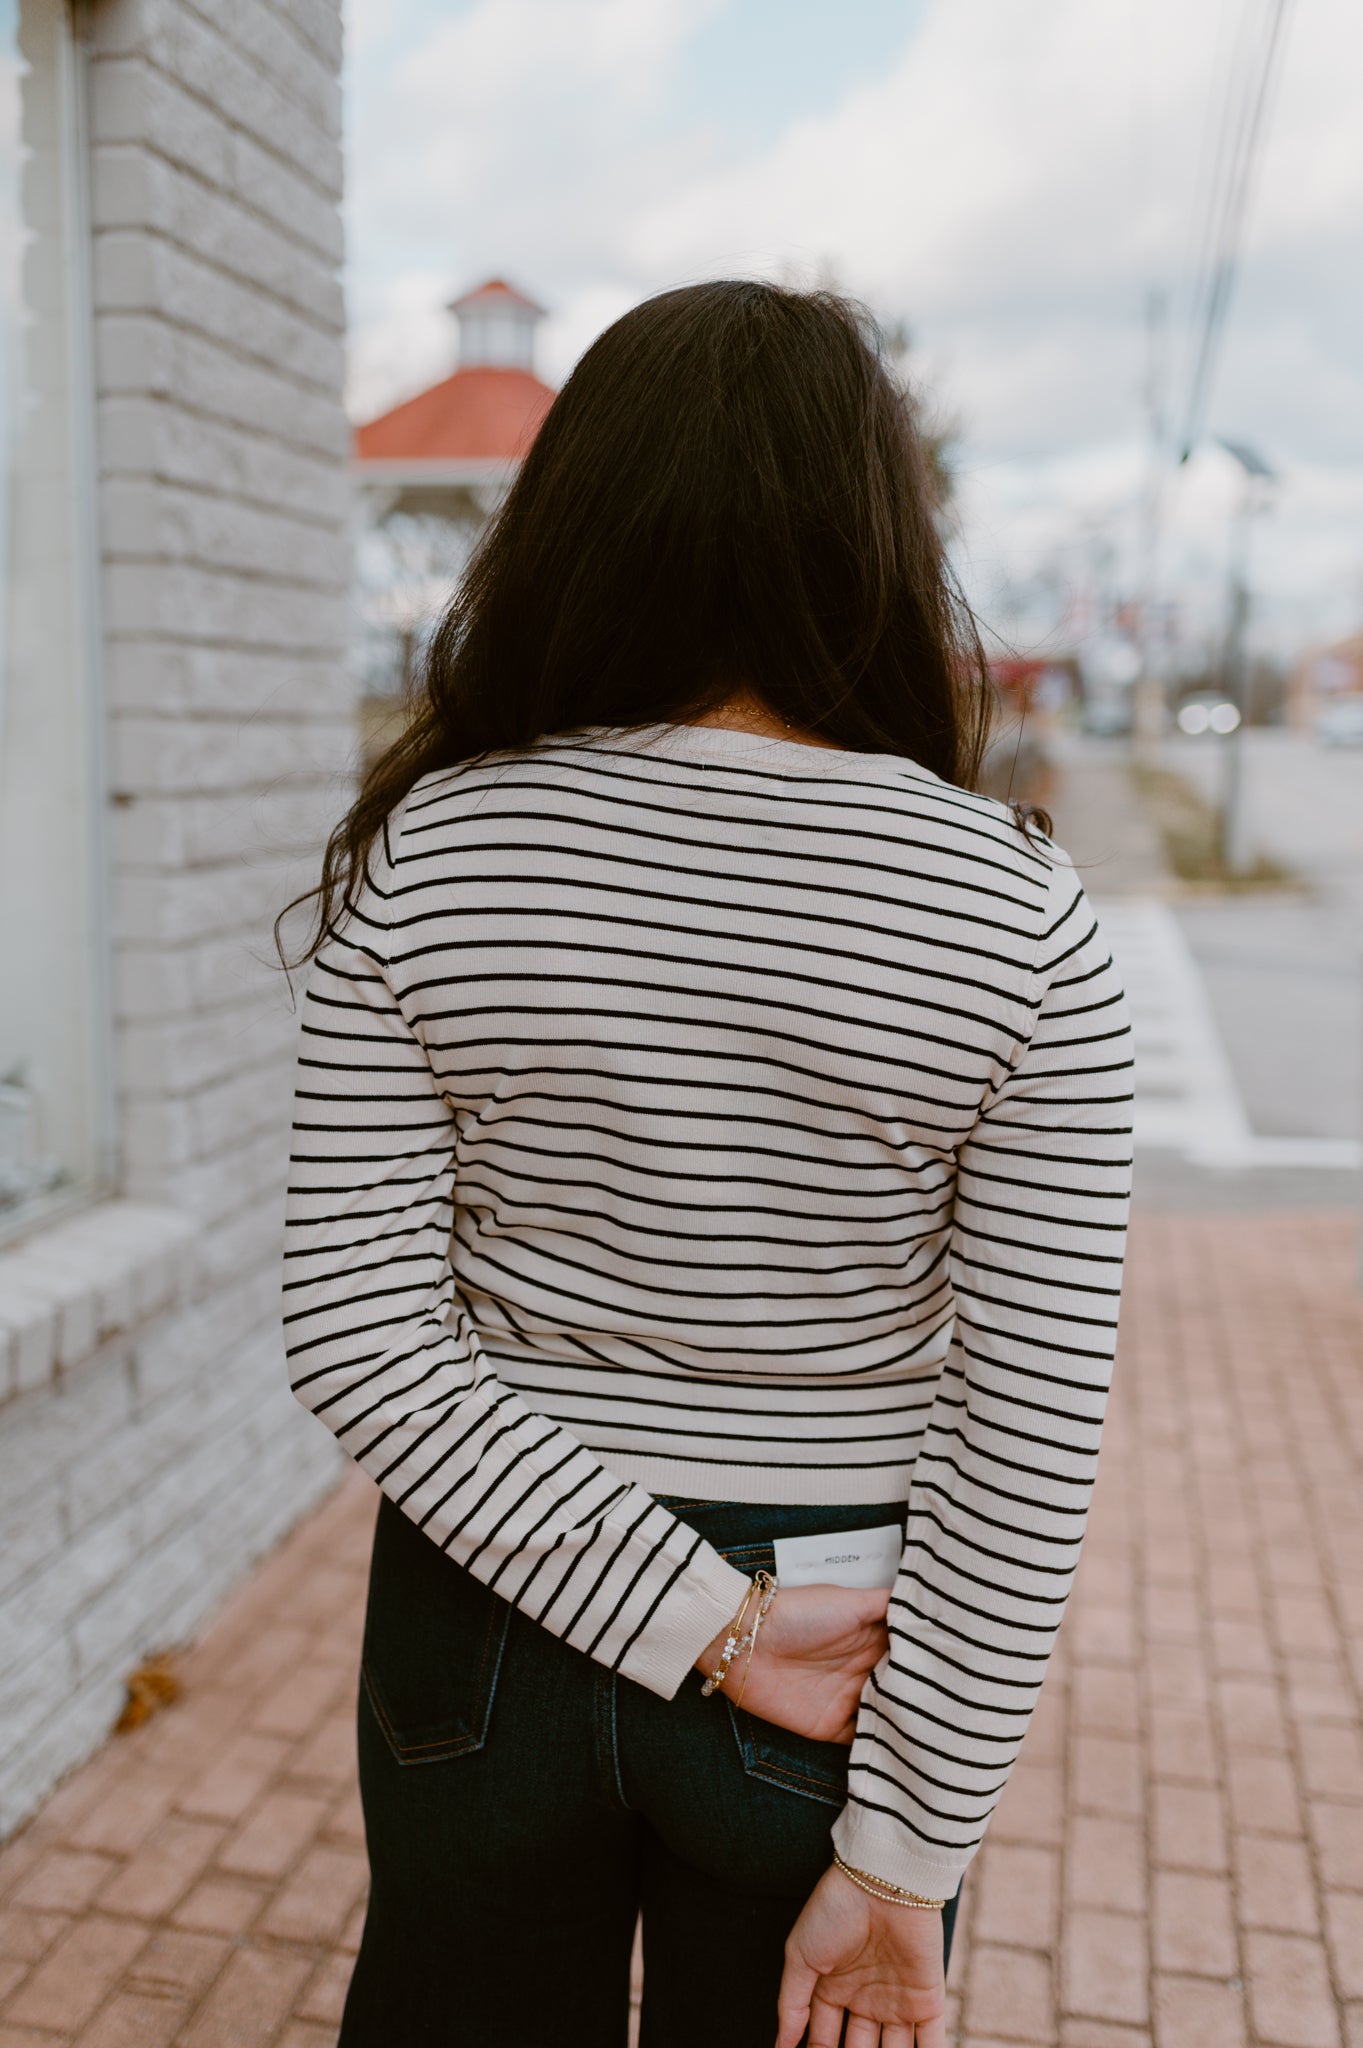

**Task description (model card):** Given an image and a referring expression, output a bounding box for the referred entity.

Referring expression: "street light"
[1216,438,1276,877]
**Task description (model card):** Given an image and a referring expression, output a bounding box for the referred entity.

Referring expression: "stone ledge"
[0,1200,200,1402]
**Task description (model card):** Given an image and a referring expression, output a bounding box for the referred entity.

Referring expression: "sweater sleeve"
[281,825,749,1698]
[833,855,1134,1898]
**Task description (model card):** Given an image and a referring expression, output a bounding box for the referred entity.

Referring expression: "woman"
[281,280,1133,2047]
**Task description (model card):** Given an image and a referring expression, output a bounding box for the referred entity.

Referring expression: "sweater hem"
[588,1445,918,1509]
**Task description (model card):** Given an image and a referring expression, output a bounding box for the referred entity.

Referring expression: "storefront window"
[0,0,104,1235]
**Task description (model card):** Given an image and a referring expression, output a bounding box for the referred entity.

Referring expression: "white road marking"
[1098,897,1362,1170]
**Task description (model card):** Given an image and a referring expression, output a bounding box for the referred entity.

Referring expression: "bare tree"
[880,316,960,527]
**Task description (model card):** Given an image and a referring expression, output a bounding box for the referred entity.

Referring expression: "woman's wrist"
[830,1811,964,1907]
[832,1852,945,1910]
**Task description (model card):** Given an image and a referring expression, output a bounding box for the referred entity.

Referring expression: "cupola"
[446,277,547,372]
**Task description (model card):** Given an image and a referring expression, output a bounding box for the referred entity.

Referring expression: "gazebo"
[354,277,556,524]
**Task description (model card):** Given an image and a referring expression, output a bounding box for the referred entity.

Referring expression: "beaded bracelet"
[699,1578,760,1697]
[833,1850,946,1911]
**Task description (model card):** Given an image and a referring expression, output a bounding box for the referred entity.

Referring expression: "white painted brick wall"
[0,0,352,1836]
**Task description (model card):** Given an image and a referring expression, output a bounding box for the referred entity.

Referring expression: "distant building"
[979,657,1078,813]
[352,279,556,758]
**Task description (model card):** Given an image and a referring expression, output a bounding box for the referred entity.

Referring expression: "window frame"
[0,0,112,1247]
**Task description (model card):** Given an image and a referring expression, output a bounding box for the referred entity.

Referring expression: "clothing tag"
[772,1523,903,1590]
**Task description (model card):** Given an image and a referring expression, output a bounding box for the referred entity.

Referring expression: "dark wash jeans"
[340,1493,961,2048]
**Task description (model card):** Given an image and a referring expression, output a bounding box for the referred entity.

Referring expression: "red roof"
[354,365,556,465]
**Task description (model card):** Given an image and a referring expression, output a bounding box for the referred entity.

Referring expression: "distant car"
[1315,697,1363,748]
[1177,693,1241,736]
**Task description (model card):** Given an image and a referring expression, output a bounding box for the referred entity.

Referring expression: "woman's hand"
[694,1582,889,1744]
[776,1863,948,2048]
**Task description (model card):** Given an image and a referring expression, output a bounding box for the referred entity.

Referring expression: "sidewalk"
[1045,736,1172,900]
[1,1208,1361,2047]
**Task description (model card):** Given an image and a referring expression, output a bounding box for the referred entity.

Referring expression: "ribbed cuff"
[616,1545,752,1700]
[831,1808,974,1902]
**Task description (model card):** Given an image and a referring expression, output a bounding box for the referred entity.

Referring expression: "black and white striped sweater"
[283,720,1133,1894]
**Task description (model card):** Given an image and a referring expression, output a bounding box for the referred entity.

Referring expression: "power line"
[1176,0,1295,463]
[1180,0,1259,413]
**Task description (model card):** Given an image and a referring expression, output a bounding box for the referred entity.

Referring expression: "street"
[1049,733,1363,1214]
[1166,729,1362,1154]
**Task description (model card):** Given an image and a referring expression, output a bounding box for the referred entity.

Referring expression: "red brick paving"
[0,1207,1360,2045]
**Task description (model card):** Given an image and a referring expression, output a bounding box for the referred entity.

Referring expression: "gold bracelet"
[833,1851,946,1911]
[732,1572,778,1710]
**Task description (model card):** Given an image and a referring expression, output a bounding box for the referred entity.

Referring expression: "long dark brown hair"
[282,278,995,964]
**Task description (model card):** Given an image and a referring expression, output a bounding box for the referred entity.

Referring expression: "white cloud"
[346,0,1363,653]
[346,0,727,412]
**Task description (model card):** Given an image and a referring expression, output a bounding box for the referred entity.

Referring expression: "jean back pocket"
[716,1537,849,1809]
[360,1494,512,1767]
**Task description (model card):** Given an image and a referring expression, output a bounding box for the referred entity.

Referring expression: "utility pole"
[1220,502,1252,876]
[1132,289,1169,760]
[1216,439,1275,877]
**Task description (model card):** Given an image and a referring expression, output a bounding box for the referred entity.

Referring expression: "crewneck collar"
[577,720,929,781]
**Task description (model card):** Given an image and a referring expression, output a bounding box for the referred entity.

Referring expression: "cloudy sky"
[344,0,1363,661]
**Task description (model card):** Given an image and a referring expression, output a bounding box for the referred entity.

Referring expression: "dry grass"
[1129,760,1296,891]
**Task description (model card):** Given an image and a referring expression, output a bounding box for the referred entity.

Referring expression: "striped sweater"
[283,720,1133,1894]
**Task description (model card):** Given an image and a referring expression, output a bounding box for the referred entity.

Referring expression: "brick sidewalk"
[1,1209,1360,2046]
